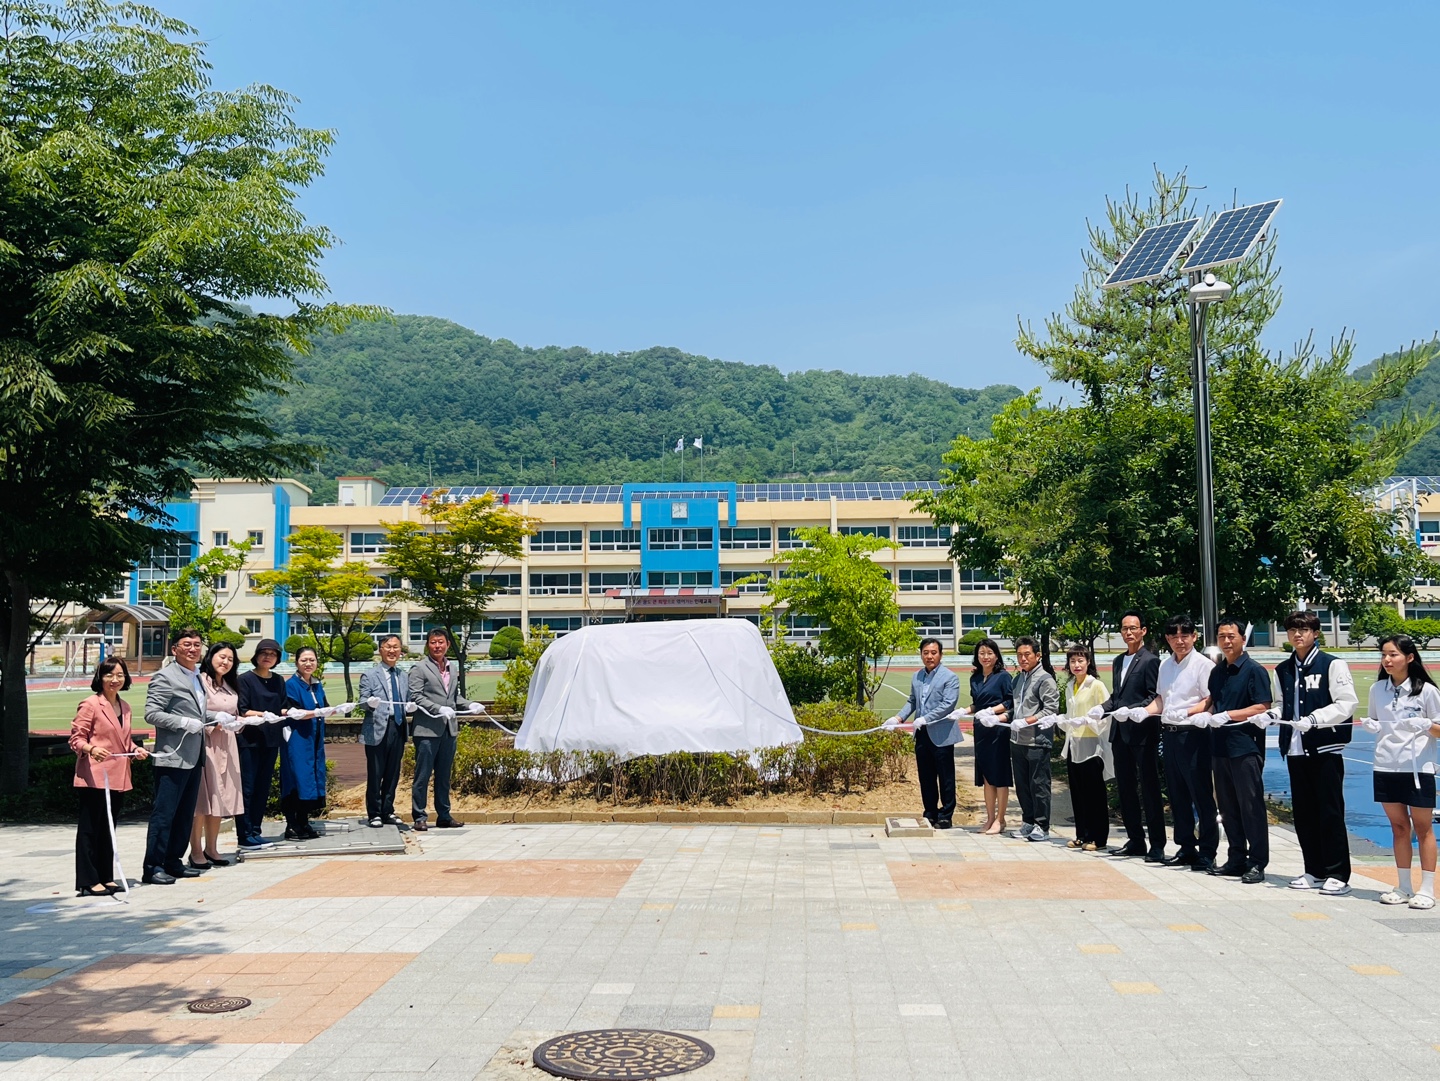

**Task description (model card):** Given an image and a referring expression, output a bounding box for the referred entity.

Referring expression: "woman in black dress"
[969,638,1014,835]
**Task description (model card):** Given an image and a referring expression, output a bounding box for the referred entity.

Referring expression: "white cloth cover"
[515,619,802,760]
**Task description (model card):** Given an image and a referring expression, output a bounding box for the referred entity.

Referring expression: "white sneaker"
[1379,889,1413,905]
[1027,827,1048,842]
[1409,893,1436,910]
[1288,873,1320,891]
[1318,878,1352,896]
[1011,824,1034,840]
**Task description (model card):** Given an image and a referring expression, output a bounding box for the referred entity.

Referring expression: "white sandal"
[1409,893,1436,910]
[1379,889,1413,905]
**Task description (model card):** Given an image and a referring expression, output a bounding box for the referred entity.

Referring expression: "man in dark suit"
[1095,609,1165,860]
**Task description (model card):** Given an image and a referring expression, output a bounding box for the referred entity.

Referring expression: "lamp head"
[1189,272,1233,304]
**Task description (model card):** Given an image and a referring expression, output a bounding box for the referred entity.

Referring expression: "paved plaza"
[2,817,1439,1080]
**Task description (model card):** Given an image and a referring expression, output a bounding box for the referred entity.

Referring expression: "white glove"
[181,716,203,735]
[882,716,902,730]
[366,696,383,710]
[1187,711,1211,727]
[1291,715,1313,733]
[287,707,308,721]
[1118,706,1145,722]
[975,709,998,727]
[1009,717,1029,732]
[1036,714,1060,728]
[261,711,281,723]
[214,712,236,727]
[466,702,485,715]
[1406,717,1434,734]
[949,706,971,718]
[1211,711,1231,726]
[1358,716,1381,732]
[335,702,355,714]
[438,706,457,722]
[1056,716,1078,731]
[1086,705,1105,721]
[1162,707,1188,725]
[1254,709,1281,727]
[404,702,418,714]
[282,725,293,742]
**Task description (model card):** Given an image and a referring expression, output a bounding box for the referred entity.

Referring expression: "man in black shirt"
[1205,617,1274,884]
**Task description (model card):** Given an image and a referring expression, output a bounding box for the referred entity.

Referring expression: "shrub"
[958,629,988,650]
[769,640,830,704]
[494,624,554,714]
[488,625,525,660]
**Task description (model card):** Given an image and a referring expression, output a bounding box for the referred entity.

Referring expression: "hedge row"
[402,702,912,805]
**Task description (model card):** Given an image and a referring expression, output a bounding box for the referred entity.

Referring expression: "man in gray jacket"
[1009,636,1061,842]
[407,628,479,831]
[143,628,209,884]
[360,633,414,829]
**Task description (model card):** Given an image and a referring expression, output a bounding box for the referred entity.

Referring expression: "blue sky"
[168,1,1438,390]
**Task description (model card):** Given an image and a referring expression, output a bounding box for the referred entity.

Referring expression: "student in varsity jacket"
[1269,610,1358,896]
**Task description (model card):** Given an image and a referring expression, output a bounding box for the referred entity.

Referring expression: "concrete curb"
[347,809,917,825]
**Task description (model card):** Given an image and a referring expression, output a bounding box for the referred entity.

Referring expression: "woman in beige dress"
[188,643,245,868]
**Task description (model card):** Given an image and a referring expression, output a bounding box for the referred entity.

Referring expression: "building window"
[647,527,713,550]
[959,568,1005,591]
[530,615,584,635]
[530,572,583,595]
[532,529,583,552]
[408,617,428,644]
[961,610,996,632]
[101,622,125,648]
[899,568,952,592]
[483,616,523,636]
[369,574,403,598]
[136,541,195,602]
[212,530,229,548]
[784,613,823,641]
[472,572,522,595]
[212,575,228,592]
[839,525,890,538]
[369,618,402,641]
[247,529,265,548]
[646,571,714,587]
[902,611,956,637]
[898,525,952,548]
[778,527,815,549]
[589,571,640,594]
[720,527,771,550]
[1416,574,1440,588]
[350,531,388,555]
[589,528,641,552]
[1421,520,1440,536]
[720,569,771,593]
[243,618,262,634]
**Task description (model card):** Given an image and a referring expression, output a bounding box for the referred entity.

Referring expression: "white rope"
[100,753,143,901]
[369,699,519,734]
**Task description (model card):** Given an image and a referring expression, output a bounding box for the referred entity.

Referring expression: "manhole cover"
[187,997,251,1014]
[532,1029,714,1079]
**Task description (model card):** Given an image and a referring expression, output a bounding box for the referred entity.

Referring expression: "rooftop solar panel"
[1183,200,1282,273]
[1103,218,1201,289]
[373,480,943,505]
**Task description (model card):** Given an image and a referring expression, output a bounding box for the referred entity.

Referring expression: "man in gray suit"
[886,638,962,829]
[360,633,414,828]
[407,628,480,831]
[143,627,209,884]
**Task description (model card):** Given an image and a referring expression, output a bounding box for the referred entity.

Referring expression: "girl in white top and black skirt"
[1363,634,1440,909]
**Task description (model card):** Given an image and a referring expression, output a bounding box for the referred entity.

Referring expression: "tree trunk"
[1,573,33,795]
[855,651,866,707]
[341,656,354,703]
[451,626,468,697]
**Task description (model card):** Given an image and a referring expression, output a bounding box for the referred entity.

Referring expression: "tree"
[917,169,1434,642]
[761,527,918,707]
[149,541,253,646]
[1348,604,1406,645]
[381,491,534,696]
[493,624,554,715]
[0,1,376,792]
[252,527,396,701]
[488,625,524,660]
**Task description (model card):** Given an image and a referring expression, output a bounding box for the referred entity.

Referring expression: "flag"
[692,437,703,450]
[674,438,683,453]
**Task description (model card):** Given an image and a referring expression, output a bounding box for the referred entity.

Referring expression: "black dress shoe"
[187,859,213,871]
[1240,866,1266,884]
[143,870,177,885]
[1165,849,1198,866]
[1208,861,1245,877]
[934,819,953,830]
[412,820,429,832]
[203,854,231,867]
[1144,849,1166,863]
[1191,857,1216,874]
[435,819,464,829]
[1110,844,1146,858]
[176,866,205,878]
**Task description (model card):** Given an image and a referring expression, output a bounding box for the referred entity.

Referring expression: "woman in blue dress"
[969,638,1014,835]
[280,645,329,840]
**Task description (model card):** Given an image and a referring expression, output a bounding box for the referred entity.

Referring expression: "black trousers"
[282,792,320,833]
[1010,743,1052,831]
[412,733,457,823]
[1288,753,1350,882]
[236,742,279,843]
[1213,753,1269,869]
[1067,755,1108,846]
[365,722,407,820]
[1163,727,1219,859]
[914,726,956,823]
[76,787,121,890]
[1113,735,1167,851]
[144,763,203,875]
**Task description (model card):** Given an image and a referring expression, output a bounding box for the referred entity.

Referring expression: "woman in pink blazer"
[70,658,148,895]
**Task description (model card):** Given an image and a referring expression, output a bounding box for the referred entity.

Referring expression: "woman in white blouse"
[1060,646,1112,852]
[1363,634,1440,909]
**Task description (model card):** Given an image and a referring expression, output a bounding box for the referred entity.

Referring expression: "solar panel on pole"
[1102,218,1201,289]
[1182,200,1282,273]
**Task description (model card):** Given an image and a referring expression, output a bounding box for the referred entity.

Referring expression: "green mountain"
[274,316,1022,502]
[1355,339,1440,474]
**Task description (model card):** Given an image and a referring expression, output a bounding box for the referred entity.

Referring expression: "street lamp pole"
[1188,270,1232,645]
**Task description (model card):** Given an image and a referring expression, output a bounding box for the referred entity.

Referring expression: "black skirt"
[1373,770,1437,809]
[972,724,1013,787]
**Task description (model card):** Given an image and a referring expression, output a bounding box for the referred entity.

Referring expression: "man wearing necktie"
[360,634,413,828]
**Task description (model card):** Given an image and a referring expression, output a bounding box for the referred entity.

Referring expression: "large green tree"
[918,170,1434,644]
[0,1,373,790]
[762,527,918,707]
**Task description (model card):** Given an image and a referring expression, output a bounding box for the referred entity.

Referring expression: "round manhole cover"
[532,1029,715,1079]
[187,997,252,1014]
